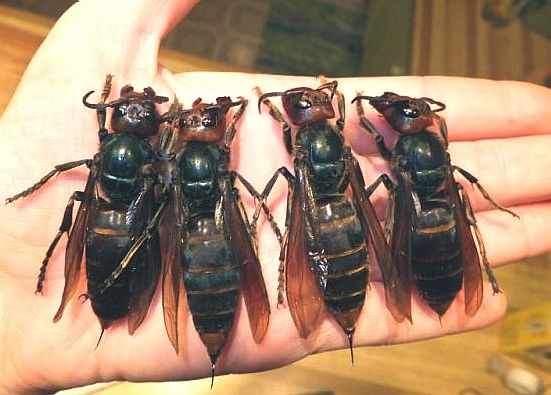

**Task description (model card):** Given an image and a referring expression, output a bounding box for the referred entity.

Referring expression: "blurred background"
[1,1,550,394]
[2,0,551,81]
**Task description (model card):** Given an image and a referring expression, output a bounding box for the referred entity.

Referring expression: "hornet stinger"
[255,80,410,362]
[353,92,518,319]
[6,75,169,342]
[90,96,273,386]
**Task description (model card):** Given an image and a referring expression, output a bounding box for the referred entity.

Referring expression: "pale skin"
[1,1,551,393]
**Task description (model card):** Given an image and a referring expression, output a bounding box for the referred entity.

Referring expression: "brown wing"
[388,171,415,321]
[53,169,96,322]
[285,163,324,338]
[445,170,483,316]
[347,156,412,322]
[126,177,161,334]
[127,232,161,334]
[161,184,184,353]
[220,176,270,343]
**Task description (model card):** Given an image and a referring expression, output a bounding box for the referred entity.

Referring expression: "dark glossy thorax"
[178,144,239,360]
[296,122,346,194]
[393,130,447,198]
[177,141,223,210]
[394,131,462,315]
[98,133,154,202]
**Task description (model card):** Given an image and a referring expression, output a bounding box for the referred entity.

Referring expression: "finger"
[168,73,551,158]
[340,76,551,154]
[18,0,198,83]
[169,73,551,139]
[364,200,551,276]
[168,72,551,266]
[356,133,551,213]
[448,134,551,210]
[0,2,201,197]
[354,134,551,242]
[1,0,198,136]
[472,201,551,267]
[263,281,506,360]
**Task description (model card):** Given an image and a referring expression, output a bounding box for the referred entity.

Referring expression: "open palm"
[1,1,551,393]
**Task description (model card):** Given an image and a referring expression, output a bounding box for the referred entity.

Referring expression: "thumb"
[9,0,198,106]
[0,0,199,222]
[1,0,198,149]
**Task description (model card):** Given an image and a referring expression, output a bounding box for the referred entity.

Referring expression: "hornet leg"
[458,183,501,294]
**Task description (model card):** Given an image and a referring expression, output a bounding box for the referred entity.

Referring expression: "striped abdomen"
[316,195,368,333]
[182,216,239,363]
[411,201,463,316]
[86,203,145,328]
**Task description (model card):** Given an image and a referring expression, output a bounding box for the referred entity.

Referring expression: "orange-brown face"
[281,87,335,127]
[179,99,227,143]
[111,99,161,136]
[369,93,435,134]
[105,85,167,136]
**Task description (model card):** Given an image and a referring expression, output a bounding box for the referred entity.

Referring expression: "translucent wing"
[220,177,270,343]
[126,178,154,238]
[445,170,483,316]
[285,162,324,338]
[122,173,161,335]
[388,171,415,321]
[347,156,412,322]
[53,169,96,322]
[127,232,161,334]
[161,184,185,353]
[126,180,162,334]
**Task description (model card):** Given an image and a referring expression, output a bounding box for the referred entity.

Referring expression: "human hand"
[1,0,551,393]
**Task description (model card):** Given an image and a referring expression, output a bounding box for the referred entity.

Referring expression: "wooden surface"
[1,4,550,395]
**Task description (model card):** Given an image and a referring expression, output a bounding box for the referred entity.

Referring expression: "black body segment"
[177,141,241,361]
[317,195,368,331]
[6,76,168,335]
[296,123,347,194]
[395,131,464,316]
[256,81,397,361]
[112,97,271,384]
[98,133,155,201]
[88,132,157,326]
[293,120,371,338]
[86,202,136,325]
[183,216,240,355]
[354,92,518,318]
[393,131,447,196]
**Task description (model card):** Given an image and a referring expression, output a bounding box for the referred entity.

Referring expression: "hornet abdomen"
[86,202,149,328]
[411,200,463,316]
[183,216,240,361]
[316,195,368,332]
